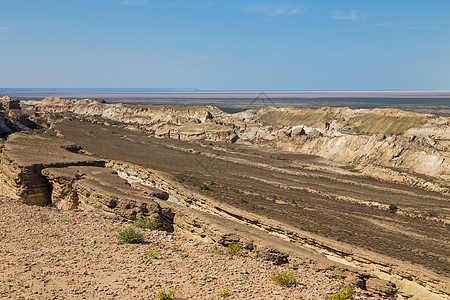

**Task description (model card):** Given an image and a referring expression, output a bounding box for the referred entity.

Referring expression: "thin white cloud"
[55,48,78,51]
[244,5,306,16]
[333,10,365,21]
[0,27,8,30]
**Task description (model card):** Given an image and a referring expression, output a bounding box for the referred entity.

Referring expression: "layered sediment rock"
[43,166,170,226]
[110,160,449,299]
[0,132,170,225]
[22,97,218,127]
[0,134,104,205]
[20,97,449,189]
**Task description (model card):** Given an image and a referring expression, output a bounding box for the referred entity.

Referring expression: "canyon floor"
[51,119,450,279]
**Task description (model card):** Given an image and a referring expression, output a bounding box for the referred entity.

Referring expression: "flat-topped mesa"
[0,133,105,205]
[0,132,171,226]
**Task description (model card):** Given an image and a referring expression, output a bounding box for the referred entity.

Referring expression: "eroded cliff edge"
[20,96,449,194]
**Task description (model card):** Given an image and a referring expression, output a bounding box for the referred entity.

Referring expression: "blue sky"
[0,0,449,90]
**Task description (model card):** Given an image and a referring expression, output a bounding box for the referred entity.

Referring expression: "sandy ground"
[0,197,379,300]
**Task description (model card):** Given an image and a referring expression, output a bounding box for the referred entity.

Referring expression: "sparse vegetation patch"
[228,243,241,255]
[134,218,157,229]
[271,271,296,287]
[117,226,144,244]
[156,289,176,300]
[146,248,159,259]
[216,287,232,297]
[328,285,354,300]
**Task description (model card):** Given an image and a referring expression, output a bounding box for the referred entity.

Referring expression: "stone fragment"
[256,247,289,265]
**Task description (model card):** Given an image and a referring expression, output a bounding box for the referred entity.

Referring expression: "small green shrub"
[117,226,144,244]
[329,293,346,300]
[216,287,232,297]
[134,218,157,229]
[389,204,398,213]
[328,286,354,300]
[344,286,354,298]
[156,289,175,300]
[146,248,159,259]
[228,243,241,255]
[271,271,296,287]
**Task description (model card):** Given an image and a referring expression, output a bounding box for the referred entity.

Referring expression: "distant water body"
[2,88,449,116]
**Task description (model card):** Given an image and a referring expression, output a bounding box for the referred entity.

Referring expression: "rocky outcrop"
[155,123,238,142]
[1,96,21,110]
[0,132,170,226]
[106,159,450,299]
[0,134,104,205]
[364,277,397,298]
[42,166,170,227]
[41,167,80,210]
[0,147,50,205]
[227,107,449,186]
[22,97,220,128]
[107,160,450,298]
[0,96,38,138]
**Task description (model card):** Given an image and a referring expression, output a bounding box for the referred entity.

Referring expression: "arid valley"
[0,95,449,299]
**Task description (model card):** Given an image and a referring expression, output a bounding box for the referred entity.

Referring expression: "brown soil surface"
[0,198,374,300]
[52,119,450,278]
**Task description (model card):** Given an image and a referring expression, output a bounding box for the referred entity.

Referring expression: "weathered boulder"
[1,96,21,111]
[256,247,289,265]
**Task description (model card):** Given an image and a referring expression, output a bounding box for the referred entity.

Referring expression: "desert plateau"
[0,95,449,299]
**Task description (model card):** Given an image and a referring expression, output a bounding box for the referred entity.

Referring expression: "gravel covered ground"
[0,198,378,299]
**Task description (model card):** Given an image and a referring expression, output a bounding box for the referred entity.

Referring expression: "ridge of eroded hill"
[20,97,450,193]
